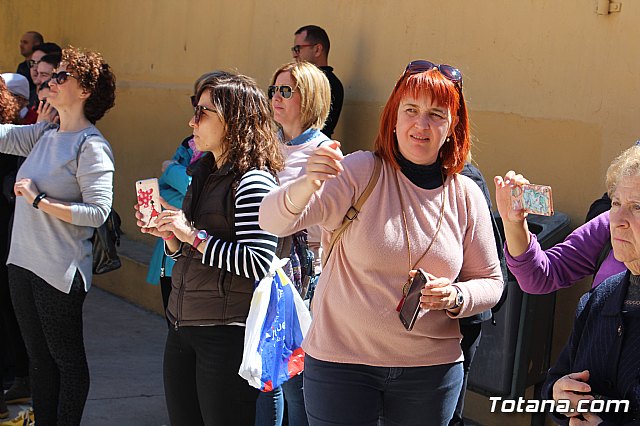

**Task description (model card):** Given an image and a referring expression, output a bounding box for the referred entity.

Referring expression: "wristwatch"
[192,230,208,249]
[451,285,464,309]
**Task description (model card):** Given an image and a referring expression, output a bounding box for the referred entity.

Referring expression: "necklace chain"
[393,168,447,295]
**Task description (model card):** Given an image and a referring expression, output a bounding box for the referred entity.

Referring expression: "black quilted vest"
[166,154,255,327]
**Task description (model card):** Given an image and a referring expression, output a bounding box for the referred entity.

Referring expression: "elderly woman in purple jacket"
[541,146,640,424]
[494,147,640,425]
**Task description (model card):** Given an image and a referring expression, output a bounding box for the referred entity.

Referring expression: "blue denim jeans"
[255,387,283,426]
[304,355,463,426]
[255,373,309,426]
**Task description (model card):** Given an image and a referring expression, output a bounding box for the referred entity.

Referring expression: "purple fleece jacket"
[504,211,626,294]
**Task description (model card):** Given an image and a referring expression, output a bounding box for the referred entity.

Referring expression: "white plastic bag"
[238,257,312,391]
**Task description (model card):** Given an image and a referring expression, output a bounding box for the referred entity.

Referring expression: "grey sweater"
[0,122,114,293]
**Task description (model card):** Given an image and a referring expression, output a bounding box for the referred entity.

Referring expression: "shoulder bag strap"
[321,152,382,267]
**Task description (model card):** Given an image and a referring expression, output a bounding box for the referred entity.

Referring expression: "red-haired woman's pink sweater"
[259,151,503,367]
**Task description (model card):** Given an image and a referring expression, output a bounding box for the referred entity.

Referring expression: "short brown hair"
[62,46,116,124]
[374,67,470,175]
[271,61,331,131]
[196,71,284,175]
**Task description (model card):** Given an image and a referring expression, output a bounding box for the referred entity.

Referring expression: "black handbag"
[92,208,122,274]
[76,135,122,275]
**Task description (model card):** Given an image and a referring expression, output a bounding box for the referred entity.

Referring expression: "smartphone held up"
[136,178,161,228]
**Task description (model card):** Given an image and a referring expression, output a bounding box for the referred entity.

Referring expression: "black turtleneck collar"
[396,152,444,190]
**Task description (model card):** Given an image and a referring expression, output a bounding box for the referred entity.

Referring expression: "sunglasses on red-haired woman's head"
[404,60,463,88]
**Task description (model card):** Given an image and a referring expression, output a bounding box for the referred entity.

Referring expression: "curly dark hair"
[61,46,116,124]
[0,78,20,124]
[195,71,284,176]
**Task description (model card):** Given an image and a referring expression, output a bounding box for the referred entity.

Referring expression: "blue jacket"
[543,271,640,424]
[146,138,193,285]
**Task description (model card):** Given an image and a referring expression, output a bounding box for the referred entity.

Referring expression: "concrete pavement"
[4,286,484,426]
[5,287,169,426]
[81,287,169,426]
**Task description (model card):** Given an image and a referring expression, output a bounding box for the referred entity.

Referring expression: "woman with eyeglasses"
[135,71,284,426]
[0,47,116,425]
[145,73,216,328]
[254,61,331,426]
[259,61,503,425]
[269,61,331,295]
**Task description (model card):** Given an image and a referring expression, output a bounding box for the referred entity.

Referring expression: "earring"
[446,136,452,143]
[393,128,396,134]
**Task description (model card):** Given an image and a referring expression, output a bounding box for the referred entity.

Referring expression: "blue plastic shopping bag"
[239,258,312,391]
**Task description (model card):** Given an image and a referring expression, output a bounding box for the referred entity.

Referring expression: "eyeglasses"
[290,44,316,55]
[190,95,197,108]
[28,59,41,68]
[50,71,78,85]
[193,105,217,125]
[268,85,295,99]
[404,60,463,88]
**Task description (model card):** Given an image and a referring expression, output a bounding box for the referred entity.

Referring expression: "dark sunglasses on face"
[290,44,316,54]
[268,85,295,100]
[190,95,197,108]
[193,104,217,125]
[404,60,463,88]
[50,71,78,85]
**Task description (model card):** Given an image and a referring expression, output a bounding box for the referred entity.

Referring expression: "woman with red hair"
[259,61,503,425]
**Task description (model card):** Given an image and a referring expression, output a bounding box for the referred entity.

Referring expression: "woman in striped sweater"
[135,71,284,426]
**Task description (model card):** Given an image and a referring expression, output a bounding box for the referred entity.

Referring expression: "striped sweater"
[169,169,278,281]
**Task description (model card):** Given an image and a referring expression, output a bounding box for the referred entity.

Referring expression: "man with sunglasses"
[292,25,343,138]
[25,42,61,107]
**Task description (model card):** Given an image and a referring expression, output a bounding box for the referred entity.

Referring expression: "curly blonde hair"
[61,46,116,124]
[606,145,640,196]
[196,71,284,175]
[0,78,20,124]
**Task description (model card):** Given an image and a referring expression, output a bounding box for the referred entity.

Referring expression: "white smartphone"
[136,178,161,228]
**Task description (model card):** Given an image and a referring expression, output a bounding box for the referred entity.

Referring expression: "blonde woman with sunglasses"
[255,61,331,426]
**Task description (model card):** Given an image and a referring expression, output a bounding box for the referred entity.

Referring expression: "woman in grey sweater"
[0,47,116,426]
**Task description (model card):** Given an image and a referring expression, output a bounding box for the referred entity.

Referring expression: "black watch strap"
[33,192,47,209]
